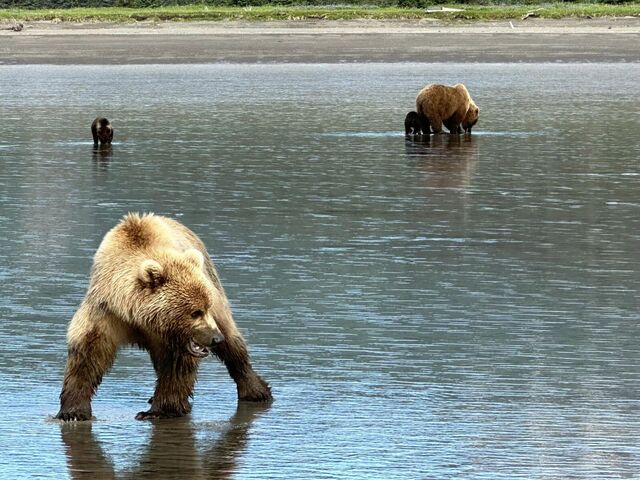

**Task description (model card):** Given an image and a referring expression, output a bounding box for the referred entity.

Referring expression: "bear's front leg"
[444,111,464,135]
[136,352,199,420]
[213,334,272,403]
[56,303,118,421]
[430,117,445,134]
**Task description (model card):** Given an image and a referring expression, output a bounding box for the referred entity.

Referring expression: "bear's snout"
[188,326,224,358]
[193,326,225,347]
[212,331,225,344]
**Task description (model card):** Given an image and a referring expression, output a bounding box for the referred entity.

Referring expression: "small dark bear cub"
[405,111,426,136]
[91,117,113,146]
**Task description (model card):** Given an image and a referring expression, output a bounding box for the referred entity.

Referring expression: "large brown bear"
[56,213,272,421]
[416,83,479,134]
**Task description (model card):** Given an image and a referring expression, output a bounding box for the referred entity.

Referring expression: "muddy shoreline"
[1,18,639,64]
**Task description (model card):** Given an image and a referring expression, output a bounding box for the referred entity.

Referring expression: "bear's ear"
[184,249,205,270]
[138,259,165,289]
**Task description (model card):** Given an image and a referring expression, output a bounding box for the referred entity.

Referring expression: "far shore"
[1,17,639,64]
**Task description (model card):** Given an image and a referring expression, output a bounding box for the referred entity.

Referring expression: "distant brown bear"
[56,213,272,422]
[404,111,425,135]
[416,83,479,134]
[91,117,113,145]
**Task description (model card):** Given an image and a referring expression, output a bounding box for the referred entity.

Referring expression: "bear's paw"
[238,376,273,403]
[56,407,92,422]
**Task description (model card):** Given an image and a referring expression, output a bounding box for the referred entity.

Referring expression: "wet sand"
[1,18,639,64]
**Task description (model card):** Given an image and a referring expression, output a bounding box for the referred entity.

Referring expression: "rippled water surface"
[0,64,639,479]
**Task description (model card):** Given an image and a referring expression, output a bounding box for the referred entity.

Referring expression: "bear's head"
[97,120,113,143]
[462,102,479,133]
[97,127,112,143]
[136,248,225,358]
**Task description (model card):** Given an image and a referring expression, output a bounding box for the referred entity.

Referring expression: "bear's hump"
[116,212,158,250]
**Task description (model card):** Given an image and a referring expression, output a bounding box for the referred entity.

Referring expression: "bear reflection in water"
[405,134,479,189]
[92,144,112,170]
[60,402,270,480]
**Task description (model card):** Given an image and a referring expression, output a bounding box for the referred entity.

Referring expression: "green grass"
[1,3,639,22]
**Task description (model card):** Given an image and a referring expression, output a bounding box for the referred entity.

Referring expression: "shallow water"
[0,63,639,479]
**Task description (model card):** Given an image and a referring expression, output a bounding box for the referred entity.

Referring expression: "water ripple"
[0,63,639,479]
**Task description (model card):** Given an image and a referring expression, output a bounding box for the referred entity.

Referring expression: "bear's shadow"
[60,402,270,480]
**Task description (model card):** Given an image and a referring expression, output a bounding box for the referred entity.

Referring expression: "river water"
[0,63,639,479]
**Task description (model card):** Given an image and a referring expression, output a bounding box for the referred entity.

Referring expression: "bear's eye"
[191,310,204,319]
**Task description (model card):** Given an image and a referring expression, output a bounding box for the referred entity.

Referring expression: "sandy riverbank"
[1,17,639,63]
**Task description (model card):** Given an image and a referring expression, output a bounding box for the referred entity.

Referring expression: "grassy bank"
[1,3,639,22]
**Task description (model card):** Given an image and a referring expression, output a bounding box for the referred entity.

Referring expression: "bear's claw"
[135,409,187,421]
[56,408,92,422]
[135,410,161,421]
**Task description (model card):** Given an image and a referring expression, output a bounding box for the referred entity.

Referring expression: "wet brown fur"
[416,83,479,134]
[56,213,272,422]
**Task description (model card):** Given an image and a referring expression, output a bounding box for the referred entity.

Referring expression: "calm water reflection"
[0,63,639,479]
[61,402,270,479]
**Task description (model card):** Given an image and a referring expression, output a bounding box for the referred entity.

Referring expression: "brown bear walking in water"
[56,213,272,421]
[91,117,113,145]
[416,83,479,134]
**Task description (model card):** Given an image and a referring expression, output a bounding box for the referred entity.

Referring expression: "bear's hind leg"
[418,113,431,135]
[136,351,199,420]
[56,303,118,421]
